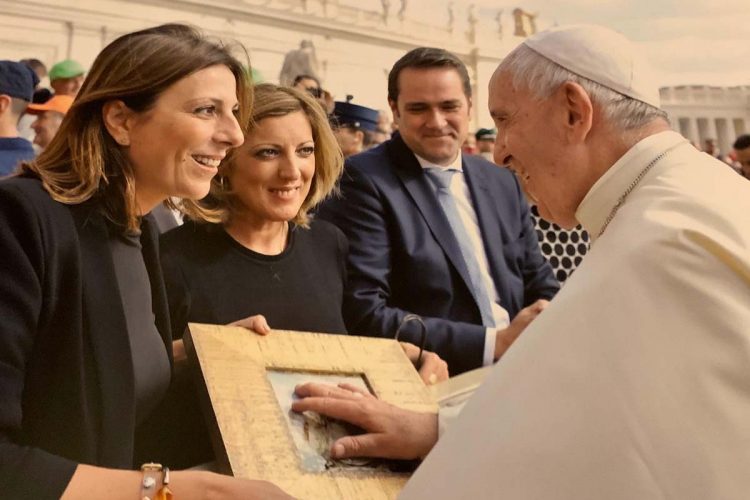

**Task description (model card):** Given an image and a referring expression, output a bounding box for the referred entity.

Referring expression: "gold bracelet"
[140,463,174,500]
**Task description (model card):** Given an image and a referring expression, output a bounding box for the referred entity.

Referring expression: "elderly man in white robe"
[292,24,750,499]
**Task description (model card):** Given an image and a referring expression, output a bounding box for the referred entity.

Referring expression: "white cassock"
[401,131,750,500]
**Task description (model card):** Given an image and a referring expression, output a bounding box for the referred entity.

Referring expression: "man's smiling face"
[390,66,471,166]
[488,68,584,229]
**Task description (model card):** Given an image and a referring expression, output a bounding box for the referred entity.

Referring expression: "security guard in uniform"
[330,96,379,158]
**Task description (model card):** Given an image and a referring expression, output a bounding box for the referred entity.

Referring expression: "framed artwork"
[184,323,437,499]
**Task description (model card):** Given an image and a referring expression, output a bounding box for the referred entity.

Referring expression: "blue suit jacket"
[317,133,559,374]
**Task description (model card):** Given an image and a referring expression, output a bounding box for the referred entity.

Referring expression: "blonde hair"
[21,23,252,231]
[182,83,343,227]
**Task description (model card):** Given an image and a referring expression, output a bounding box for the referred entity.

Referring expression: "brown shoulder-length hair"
[21,23,252,231]
[181,83,343,228]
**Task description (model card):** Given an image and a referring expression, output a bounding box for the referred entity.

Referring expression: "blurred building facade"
[0,0,533,130]
[661,85,750,154]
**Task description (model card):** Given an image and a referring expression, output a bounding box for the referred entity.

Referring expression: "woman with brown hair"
[0,24,289,499]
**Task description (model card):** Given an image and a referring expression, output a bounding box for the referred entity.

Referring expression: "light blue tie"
[425,168,495,328]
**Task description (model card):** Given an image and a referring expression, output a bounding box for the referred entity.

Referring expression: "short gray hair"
[498,44,668,131]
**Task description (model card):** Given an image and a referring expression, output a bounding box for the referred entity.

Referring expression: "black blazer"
[0,177,172,498]
[317,133,559,374]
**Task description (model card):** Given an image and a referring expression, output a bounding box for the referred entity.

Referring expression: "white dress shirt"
[415,153,510,366]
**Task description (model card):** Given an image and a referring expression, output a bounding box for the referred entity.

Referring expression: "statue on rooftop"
[397,0,407,20]
[467,4,478,44]
[513,8,538,37]
[279,40,320,87]
[495,9,504,39]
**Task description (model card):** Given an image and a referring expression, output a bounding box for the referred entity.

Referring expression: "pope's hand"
[292,382,438,460]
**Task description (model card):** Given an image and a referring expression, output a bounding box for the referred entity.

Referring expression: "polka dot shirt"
[530,205,589,284]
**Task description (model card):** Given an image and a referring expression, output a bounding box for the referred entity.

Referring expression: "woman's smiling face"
[228,111,316,225]
[124,64,244,213]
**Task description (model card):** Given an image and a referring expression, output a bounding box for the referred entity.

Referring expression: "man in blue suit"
[317,47,558,375]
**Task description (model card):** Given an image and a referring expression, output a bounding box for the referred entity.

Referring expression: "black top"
[0,177,173,499]
[153,218,349,468]
[108,228,170,425]
[160,219,349,338]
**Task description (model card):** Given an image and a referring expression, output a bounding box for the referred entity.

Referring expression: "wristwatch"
[140,462,173,500]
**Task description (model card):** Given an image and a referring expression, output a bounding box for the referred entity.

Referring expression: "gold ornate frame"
[184,323,437,499]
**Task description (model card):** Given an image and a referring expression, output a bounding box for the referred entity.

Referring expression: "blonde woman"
[162,83,348,339]
[163,84,447,387]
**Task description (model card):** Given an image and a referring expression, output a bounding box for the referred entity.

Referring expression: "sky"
[417,0,750,87]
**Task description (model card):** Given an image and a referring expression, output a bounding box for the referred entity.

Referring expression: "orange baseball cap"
[26,94,74,115]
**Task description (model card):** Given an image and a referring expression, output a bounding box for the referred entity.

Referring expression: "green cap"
[48,59,85,81]
[250,67,264,84]
[241,65,264,84]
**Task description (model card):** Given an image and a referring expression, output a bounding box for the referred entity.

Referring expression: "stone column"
[727,118,737,145]
[686,117,699,144]
[706,117,718,140]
